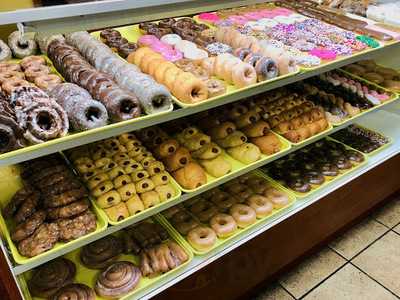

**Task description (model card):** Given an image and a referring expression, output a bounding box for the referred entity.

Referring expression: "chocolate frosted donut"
[28,258,76,298]
[0,39,12,61]
[95,261,141,299]
[52,283,96,300]
[50,83,108,131]
[80,235,122,269]
[8,31,38,58]
[99,87,140,121]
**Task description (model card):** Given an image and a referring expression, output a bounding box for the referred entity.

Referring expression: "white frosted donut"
[160,34,182,46]
[175,40,197,53]
[184,48,208,60]
[232,63,257,87]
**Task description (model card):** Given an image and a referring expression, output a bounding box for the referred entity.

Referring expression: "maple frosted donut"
[232,63,257,87]
[210,213,237,238]
[247,195,273,218]
[229,204,256,228]
[8,31,38,58]
[34,74,62,91]
[187,226,217,251]
[172,72,208,103]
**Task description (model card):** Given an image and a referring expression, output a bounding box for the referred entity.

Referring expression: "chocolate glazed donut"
[95,261,141,299]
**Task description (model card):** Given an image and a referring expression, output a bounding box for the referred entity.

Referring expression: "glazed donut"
[232,63,257,87]
[95,261,141,299]
[205,79,226,98]
[24,64,50,81]
[246,195,273,218]
[173,72,208,103]
[187,226,217,251]
[210,192,237,211]
[229,204,256,228]
[34,74,62,91]
[0,39,12,62]
[210,213,237,238]
[0,71,25,83]
[264,188,289,209]
[8,31,38,58]
[0,61,21,72]
[2,78,31,94]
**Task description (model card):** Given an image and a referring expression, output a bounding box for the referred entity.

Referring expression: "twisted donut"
[95,261,141,298]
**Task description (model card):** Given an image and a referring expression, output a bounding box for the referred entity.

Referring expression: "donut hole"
[126,191,131,196]
[122,180,127,185]
[167,193,172,198]
[36,112,53,130]
[131,164,139,169]
[138,173,144,178]
[152,95,167,108]
[199,140,206,146]
[190,87,203,99]
[107,197,114,203]
[142,183,148,188]
[162,175,168,181]
[249,116,256,123]
[226,127,234,134]
[85,107,101,121]
[118,216,125,221]
[118,171,124,176]
[120,99,138,114]
[17,40,29,49]
[218,219,227,226]
[179,157,187,165]
[108,163,116,169]
[100,186,106,191]
[212,148,218,153]
[154,167,161,173]
[199,233,208,239]
[240,136,246,142]
[168,147,175,153]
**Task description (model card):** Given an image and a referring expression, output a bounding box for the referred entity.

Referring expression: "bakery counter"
[1,41,399,168]
[2,107,398,300]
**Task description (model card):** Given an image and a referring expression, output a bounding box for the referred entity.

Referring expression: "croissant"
[183,133,211,151]
[164,147,191,171]
[172,162,207,190]
[216,131,247,148]
[226,143,261,164]
[208,122,236,140]
[251,133,281,155]
[191,142,222,160]
[242,120,270,137]
[154,139,179,158]
[199,155,232,178]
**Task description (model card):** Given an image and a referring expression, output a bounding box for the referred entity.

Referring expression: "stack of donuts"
[253,92,329,143]
[171,124,232,178]
[265,138,365,193]
[128,47,209,103]
[3,155,97,258]
[0,91,24,153]
[67,133,177,222]
[343,60,400,92]
[100,29,138,58]
[215,27,297,75]
[65,31,172,115]
[163,172,290,252]
[47,38,141,122]
[194,111,262,164]
[137,126,207,190]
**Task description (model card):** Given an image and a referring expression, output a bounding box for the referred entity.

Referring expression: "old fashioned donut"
[8,31,38,58]
[20,56,46,70]
[229,204,256,228]
[232,63,257,87]
[187,226,217,251]
[24,64,50,81]
[246,195,273,218]
[173,72,208,103]
[0,39,12,62]
[210,213,237,238]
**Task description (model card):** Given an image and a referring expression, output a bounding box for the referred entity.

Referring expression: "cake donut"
[8,31,38,58]
[0,39,12,61]
[187,226,217,251]
[95,261,141,299]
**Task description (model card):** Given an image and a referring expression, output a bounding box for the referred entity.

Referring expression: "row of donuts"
[264,138,366,194]
[2,155,97,258]
[26,220,189,299]
[66,133,178,223]
[162,172,291,252]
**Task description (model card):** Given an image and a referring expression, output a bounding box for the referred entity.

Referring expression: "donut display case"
[0,1,399,300]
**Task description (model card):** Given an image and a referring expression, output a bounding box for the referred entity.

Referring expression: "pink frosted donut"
[162,49,183,62]
[244,12,263,20]
[309,48,337,60]
[198,12,220,23]
[228,15,248,25]
[138,35,159,47]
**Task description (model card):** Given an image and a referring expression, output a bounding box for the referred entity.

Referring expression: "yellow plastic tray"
[19,219,193,300]
[329,124,393,157]
[0,57,173,163]
[0,166,108,265]
[92,24,301,108]
[261,138,368,198]
[177,132,291,193]
[321,69,399,126]
[156,171,296,255]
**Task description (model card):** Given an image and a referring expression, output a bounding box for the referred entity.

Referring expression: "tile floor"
[253,196,400,300]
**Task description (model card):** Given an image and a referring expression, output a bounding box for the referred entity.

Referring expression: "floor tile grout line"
[328,224,392,261]
[349,261,400,300]
[297,261,350,300]
[391,229,400,237]
[371,218,391,228]
[277,282,298,300]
